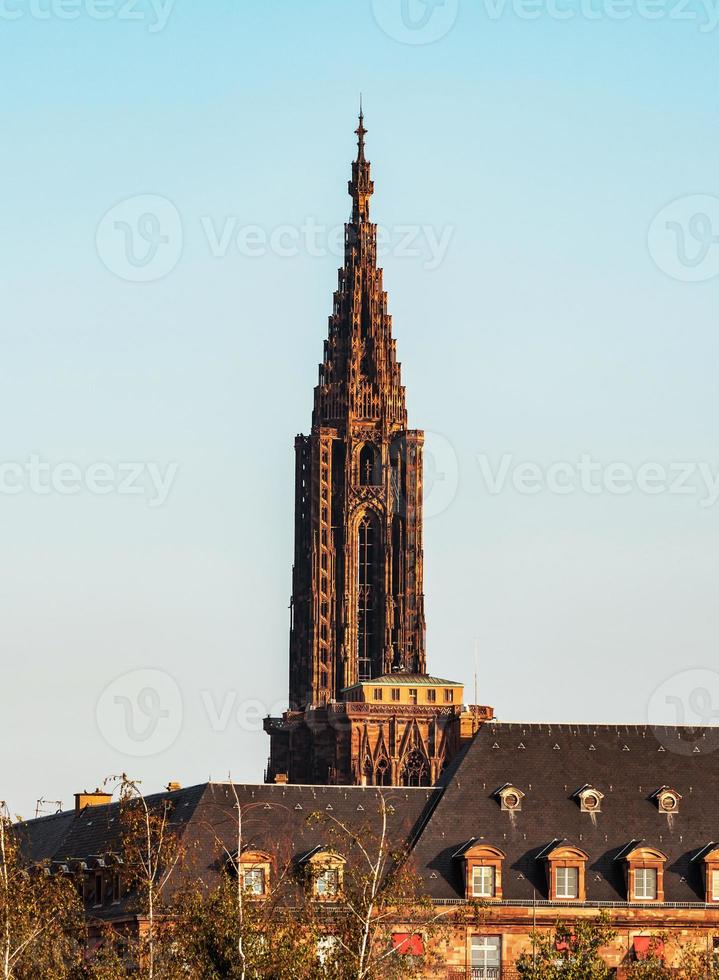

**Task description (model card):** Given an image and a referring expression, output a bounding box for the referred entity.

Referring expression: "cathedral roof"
[411,721,719,903]
[342,673,462,690]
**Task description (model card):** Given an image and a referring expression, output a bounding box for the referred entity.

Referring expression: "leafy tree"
[515,912,616,979]
[306,792,446,979]
[165,784,321,979]
[105,775,183,979]
[0,802,86,980]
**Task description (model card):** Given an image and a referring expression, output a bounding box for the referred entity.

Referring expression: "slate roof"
[342,673,462,691]
[411,722,719,903]
[20,782,439,905]
[20,722,719,909]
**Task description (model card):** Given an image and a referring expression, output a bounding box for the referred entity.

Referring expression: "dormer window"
[303,850,345,901]
[654,787,681,814]
[542,844,589,902]
[236,849,272,898]
[624,846,667,903]
[698,847,719,903]
[575,785,604,813]
[456,842,506,901]
[496,784,525,812]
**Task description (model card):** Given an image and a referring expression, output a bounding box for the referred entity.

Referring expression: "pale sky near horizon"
[1,0,718,817]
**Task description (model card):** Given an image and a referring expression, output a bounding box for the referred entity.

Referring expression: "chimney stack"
[74,788,112,813]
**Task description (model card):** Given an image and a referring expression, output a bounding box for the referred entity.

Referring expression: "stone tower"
[288,108,426,710]
[264,113,492,786]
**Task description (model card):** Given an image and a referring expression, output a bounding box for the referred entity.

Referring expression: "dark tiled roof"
[19,808,77,864]
[342,674,462,690]
[411,722,719,903]
[21,782,439,897]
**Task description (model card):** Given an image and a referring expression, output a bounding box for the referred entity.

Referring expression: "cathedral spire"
[356,98,366,161]
[349,105,373,225]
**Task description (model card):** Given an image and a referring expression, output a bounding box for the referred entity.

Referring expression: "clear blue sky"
[1,0,718,816]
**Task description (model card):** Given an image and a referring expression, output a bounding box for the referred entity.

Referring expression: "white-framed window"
[556,866,579,899]
[634,868,658,900]
[471,935,501,969]
[712,870,719,902]
[472,865,496,898]
[317,935,340,966]
[241,868,265,895]
[316,868,340,897]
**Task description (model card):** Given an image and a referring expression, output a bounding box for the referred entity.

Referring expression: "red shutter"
[392,933,424,955]
[633,936,664,960]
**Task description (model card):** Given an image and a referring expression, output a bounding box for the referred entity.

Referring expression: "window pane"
[472,866,495,897]
[242,868,265,895]
[317,869,339,896]
[471,936,500,967]
[713,871,719,902]
[635,868,657,900]
[556,866,579,899]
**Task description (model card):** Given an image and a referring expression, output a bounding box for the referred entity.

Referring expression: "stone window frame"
[495,784,525,812]
[544,844,589,902]
[701,848,719,904]
[653,786,682,814]
[624,845,667,903]
[306,850,346,902]
[575,785,604,814]
[462,843,506,901]
[238,849,272,899]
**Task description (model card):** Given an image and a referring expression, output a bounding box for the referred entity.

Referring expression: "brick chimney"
[74,788,112,813]
[166,781,182,792]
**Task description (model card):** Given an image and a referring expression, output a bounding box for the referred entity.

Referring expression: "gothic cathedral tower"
[289,109,426,709]
[264,113,492,786]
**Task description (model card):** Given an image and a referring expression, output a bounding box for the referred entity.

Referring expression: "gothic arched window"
[400,750,430,787]
[357,514,380,681]
[359,444,380,486]
[375,758,390,786]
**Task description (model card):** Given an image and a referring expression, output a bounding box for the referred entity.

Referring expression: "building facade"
[24,722,719,976]
[264,113,493,786]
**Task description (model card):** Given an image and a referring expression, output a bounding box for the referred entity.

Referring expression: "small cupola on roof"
[495,784,525,812]
[653,786,682,814]
[574,785,604,813]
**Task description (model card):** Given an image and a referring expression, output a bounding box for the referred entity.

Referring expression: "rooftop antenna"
[35,798,63,818]
[473,639,479,734]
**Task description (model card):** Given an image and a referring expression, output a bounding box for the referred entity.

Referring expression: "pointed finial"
[355,97,366,160]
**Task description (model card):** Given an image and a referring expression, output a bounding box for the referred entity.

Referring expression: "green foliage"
[515,913,616,979]
[0,807,87,980]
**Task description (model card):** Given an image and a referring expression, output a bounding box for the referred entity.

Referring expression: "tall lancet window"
[357,514,380,681]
